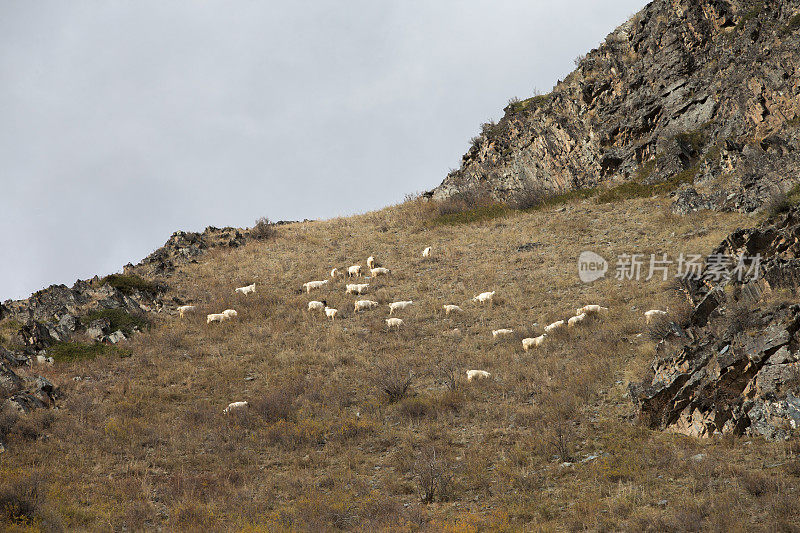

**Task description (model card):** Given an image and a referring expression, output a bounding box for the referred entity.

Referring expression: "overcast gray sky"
[1,1,647,301]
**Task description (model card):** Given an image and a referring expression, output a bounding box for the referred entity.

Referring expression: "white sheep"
[388,300,413,315]
[386,317,404,330]
[347,265,362,278]
[223,401,249,414]
[522,334,547,351]
[370,267,390,277]
[492,328,514,338]
[568,313,587,327]
[366,256,376,269]
[303,280,329,293]
[422,246,432,258]
[645,309,668,323]
[308,300,327,313]
[577,305,609,316]
[466,369,491,382]
[443,304,463,316]
[544,320,565,334]
[325,306,338,321]
[177,305,196,318]
[472,291,496,304]
[345,283,369,295]
[330,268,339,279]
[354,300,379,313]
[207,313,226,324]
[235,283,256,295]
[222,309,238,319]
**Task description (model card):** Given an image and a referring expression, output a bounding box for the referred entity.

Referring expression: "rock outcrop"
[430,0,800,213]
[631,206,800,439]
[132,226,248,276]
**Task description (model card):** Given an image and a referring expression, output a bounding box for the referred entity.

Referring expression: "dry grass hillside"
[3,195,800,531]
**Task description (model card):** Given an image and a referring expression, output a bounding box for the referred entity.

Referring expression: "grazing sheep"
[223,401,249,414]
[568,313,587,327]
[577,304,609,316]
[388,300,413,315]
[347,265,362,278]
[443,304,463,316]
[330,268,339,279]
[422,246,432,258]
[222,309,238,319]
[522,334,547,351]
[207,313,226,324]
[645,309,668,323]
[386,317,404,330]
[324,306,338,321]
[544,320,565,334]
[308,300,327,313]
[354,300,379,313]
[492,328,514,338]
[345,283,369,295]
[177,305,196,318]
[370,267,390,277]
[235,283,256,295]
[472,291,496,304]
[466,369,491,382]
[303,280,329,293]
[366,256,376,269]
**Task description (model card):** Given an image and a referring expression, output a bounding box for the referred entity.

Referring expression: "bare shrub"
[251,380,306,423]
[414,447,454,503]
[250,217,277,240]
[374,359,414,403]
[0,475,47,525]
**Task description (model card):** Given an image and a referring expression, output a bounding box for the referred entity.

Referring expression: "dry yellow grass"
[3,195,800,531]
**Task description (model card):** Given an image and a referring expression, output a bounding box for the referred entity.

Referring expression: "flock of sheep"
[173,246,670,413]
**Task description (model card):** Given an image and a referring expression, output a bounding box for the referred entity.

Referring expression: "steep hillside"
[431,0,800,213]
[8,194,800,530]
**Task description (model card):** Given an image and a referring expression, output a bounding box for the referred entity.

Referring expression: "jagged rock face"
[430,0,800,212]
[134,226,247,276]
[631,206,800,439]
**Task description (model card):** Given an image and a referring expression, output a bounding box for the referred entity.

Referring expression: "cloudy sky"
[1,0,646,301]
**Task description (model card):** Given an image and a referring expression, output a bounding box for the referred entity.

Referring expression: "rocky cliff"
[631,205,800,439]
[430,0,800,213]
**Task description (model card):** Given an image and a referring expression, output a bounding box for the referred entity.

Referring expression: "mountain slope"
[431,0,800,213]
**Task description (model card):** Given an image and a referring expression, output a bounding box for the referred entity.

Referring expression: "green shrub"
[102,273,162,295]
[48,342,131,363]
[81,309,151,336]
[505,93,551,115]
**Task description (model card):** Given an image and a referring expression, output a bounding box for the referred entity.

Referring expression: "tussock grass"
[5,192,797,530]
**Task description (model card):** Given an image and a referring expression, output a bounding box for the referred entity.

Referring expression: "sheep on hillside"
[325,306,338,321]
[366,256,376,269]
[386,317,404,330]
[308,300,327,313]
[492,328,514,338]
[223,401,249,414]
[522,334,547,351]
[354,300,379,313]
[466,370,491,382]
[347,265,362,278]
[472,291,496,304]
[303,280,329,293]
[235,283,256,295]
[422,246,432,258]
[544,320,565,334]
[443,304,463,316]
[177,305,196,318]
[222,309,238,319]
[207,313,226,324]
[345,283,369,295]
[388,301,413,315]
[568,313,587,327]
[645,309,668,323]
[370,267,390,277]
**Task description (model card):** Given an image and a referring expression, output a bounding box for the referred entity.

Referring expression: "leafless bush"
[0,475,49,525]
[436,186,497,217]
[414,447,454,503]
[250,217,277,240]
[374,359,413,403]
[432,358,461,391]
[507,186,548,210]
